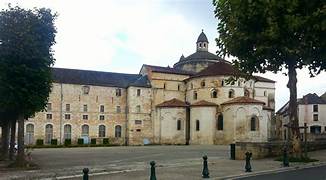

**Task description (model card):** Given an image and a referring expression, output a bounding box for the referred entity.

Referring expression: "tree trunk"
[16,114,25,167]
[9,119,17,160]
[0,120,9,160]
[287,60,302,157]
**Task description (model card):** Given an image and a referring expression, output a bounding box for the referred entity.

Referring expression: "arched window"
[228,89,235,98]
[244,89,250,97]
[177,119,182,130]
[81,124,89,136]
[26,124,34,145]
[45,124,53,144]
[99,125,106,137]
[201,80,205,87]
[199,43,202,47]
[115,125,122,138]
[196,120,200,131]
[203,43,206,47]
[193,91,198,100]
[250,116,259,131]
[64,124,72,140]
[217,114,223,130]
[211,89,217,98]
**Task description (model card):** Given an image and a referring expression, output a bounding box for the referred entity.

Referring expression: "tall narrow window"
[116,106,121,113]
[178,84,180,91]
[201,81,205,87]
[136,105,141,113]
[100,105,105,113]
[250,116,258,131]
[264,91,267,97]
[81,124,89,136]
[163,83,166,89]
[64,124,72,140]
[115,125,122,138]
[211,89,217,98]
[217,114,224,130]
[26,124,34,145]
[196,120,200,131]
[137,89,141,96]
[66,104,70,112]
[46,103,52,111]
[116,89,122,96]
[221,80,224,86]
[45,124,53,144]
[177,119,182,130]
[244,90,250,97]
[228,89,235,98]
[193,91,198,100]
[83,104,88,112]
[99,125,106,137]
[313,105,318,112]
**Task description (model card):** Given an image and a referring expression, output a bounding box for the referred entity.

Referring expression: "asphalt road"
[239,165,326,180]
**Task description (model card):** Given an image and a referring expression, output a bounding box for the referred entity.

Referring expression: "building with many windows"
[25,31,276,145]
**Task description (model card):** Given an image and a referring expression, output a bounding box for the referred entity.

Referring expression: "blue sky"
[1,0,325,110]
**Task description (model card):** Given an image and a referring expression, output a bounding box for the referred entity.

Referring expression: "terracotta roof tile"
[221,96,265,106]
[191,100,217,107]
[156,98,189,108]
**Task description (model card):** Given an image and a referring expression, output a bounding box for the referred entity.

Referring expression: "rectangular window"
[116,106,121,113]
[100,105,105,113]
[196,120,200,131]
[82,85,90,95]
[47,103,52,111]
[177,120,181,130]
[136,105,141,113]
[46,114,52,120]
[65,114,71,120]
[83,104,88,112]
[99,115,105,120]
[313,114,318,121]
[178,84,180,91]
[137,89,141,96]
[83,115,88,120]
[66,104,70,112]
[313,105,318,112]
[136,129,141,132]
[116,89,121,96]
[135,120,142,125]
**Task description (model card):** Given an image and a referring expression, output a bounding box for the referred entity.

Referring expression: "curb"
[217,161,326,179]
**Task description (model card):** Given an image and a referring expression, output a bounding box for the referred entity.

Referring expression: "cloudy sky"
[1,0,325,110]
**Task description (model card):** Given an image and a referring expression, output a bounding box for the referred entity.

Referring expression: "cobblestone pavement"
[1,146,326,180]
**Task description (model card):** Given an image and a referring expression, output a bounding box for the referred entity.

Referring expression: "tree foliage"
[0,6,57,117]
[214,0,326,76]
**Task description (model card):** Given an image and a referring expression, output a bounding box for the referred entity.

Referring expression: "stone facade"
[24,31,276,146]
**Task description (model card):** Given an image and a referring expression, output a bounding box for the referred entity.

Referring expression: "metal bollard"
[202,155,210,178]
[83,168,89,180]
[150,161,157,180]
[245,152,252,172]
[283,148,289,167]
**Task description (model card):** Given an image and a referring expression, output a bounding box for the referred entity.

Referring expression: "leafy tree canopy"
[0,5,57,117]
[214,0,326,76]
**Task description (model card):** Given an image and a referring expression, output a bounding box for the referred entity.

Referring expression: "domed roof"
[197,31,208,43]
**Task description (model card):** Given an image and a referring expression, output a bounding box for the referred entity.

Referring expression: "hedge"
[103,138,109,145]
[51,139,58,145]
[77,138,84,145]
[91,138,96,145]
[36,139,44,146]
[64,139,71,146]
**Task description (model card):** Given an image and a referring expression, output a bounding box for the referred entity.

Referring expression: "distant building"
[277,92,326,140]
[24,31,276,145]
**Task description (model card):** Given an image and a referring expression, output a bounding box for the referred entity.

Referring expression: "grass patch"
[275,156,319,163]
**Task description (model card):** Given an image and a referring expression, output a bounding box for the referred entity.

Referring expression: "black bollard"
[83,168,89,180]
[202,155,210,178]
[245,152,252,172]
[150,161,157,180]
[283,148,289,167]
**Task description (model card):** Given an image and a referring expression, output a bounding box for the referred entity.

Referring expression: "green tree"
[0,6,56,166]
[214,0,326,155]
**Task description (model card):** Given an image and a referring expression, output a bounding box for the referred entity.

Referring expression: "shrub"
[51,139,58,145]
[64,139,71,146]
[77,138,84,145]
[36,139,44,146]
[91,138,96,145]
[103,138,109,145]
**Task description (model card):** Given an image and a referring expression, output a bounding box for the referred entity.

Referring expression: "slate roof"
[221,96,265,106]
[192,61,238,77]
[178,51,225,62]
[143,64,193,75]
[197,31,209,43]
[298,93,326,104]
[156,98,189,108]
[52,68,151,88]
[254,76,275,83]
[191,100,217,107]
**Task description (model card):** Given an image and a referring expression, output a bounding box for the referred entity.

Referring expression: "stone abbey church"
[25,31,276,146]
